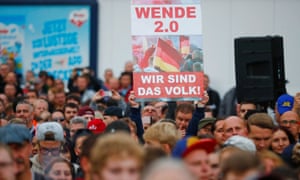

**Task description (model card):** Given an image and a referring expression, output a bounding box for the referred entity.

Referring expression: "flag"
[153,38,183,72]
[180,36,190,56]
[139,45,155,69]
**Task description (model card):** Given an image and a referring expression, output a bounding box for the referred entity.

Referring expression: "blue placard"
[0,0,98,81]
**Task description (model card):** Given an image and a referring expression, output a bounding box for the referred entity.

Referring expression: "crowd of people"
[0,60,300,180]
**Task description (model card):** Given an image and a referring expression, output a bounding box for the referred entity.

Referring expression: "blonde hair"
[143,122,181,150]
[90,132,144,174]
[258,150,285,168]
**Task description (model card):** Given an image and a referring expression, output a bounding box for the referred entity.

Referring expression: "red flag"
[180,36,190,56]
[153,38,183,72]
[139,45,155,69]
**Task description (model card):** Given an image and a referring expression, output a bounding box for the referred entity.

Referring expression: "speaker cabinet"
[235,36,286,103]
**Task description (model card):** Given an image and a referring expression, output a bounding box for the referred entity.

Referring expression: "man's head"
[103,106,124,125]
[197,117,216,137]
[15,101,34,129]
[36,122,64,168]
[238,102,257,119]
[175,103,194,132]
[87,119,106,134]
[51,110,66,127]
[0,124,32,175]
[247,113,275,151]
[66,94,81,107]
[211,118,225,146]
[279,111,299,141]
[108,77,120,90]
[5,72,17,84]
[72,129,92,157]
[119,71,132,89]
[54,79,65,92]
[4,83,17,100]
[142,105,158,123]
[223,135,257,153]
[90,132,144,180]
[143,122,181,154]
[104,68,114,82]
[220,150,262,180]
[276,94,294,115]
[54,90,66,109]
[0,143,17,180]
[33,99,49,119]
[223,116,248,141]
[77,106,95,122]
[63,103,79,123]
[76,75,89,92]
[25,90,39,105]
[70,116,87,138]
[172,137,216,180]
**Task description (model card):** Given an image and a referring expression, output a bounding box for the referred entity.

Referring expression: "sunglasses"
[40,146,61,156]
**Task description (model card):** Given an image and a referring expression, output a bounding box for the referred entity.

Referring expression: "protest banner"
[0,0,97,83]
[134,72,203,101]
[131,0,203,101]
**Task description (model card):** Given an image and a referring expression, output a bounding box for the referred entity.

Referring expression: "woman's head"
[44,158,74,180]
[270,127,294,154]
[90,132,144,180]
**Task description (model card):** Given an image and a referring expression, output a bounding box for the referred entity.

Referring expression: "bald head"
[223,116,248,141]
[280,111,299,121]
[279,111,299,140]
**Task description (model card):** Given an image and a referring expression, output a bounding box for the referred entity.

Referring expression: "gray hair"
[70,116,87,128]
[16,101,33,113]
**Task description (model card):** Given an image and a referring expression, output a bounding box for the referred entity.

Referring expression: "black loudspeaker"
[234,36,286,103]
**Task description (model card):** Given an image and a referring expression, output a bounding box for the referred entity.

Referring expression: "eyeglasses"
[40,146,61,156]
[52,117,65,122]
[281,120,298,125]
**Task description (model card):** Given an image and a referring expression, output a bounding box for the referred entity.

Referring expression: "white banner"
[131,4,202,36]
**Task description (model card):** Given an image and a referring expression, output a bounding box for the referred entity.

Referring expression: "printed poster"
[0,6,90,82]
[131,0,204,101]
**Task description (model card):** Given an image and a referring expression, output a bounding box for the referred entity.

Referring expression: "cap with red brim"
[172,137,216,158]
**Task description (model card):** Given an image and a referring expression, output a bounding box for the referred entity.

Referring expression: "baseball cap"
[172,137,216,158]
[37,122,64,142]
[87,118,106,134]
[223,135,256,153]
[0,124,32,144]
[78,106,95,116]
[103,106,124,118]
[198,117,216,130]
[277,94,294,115]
